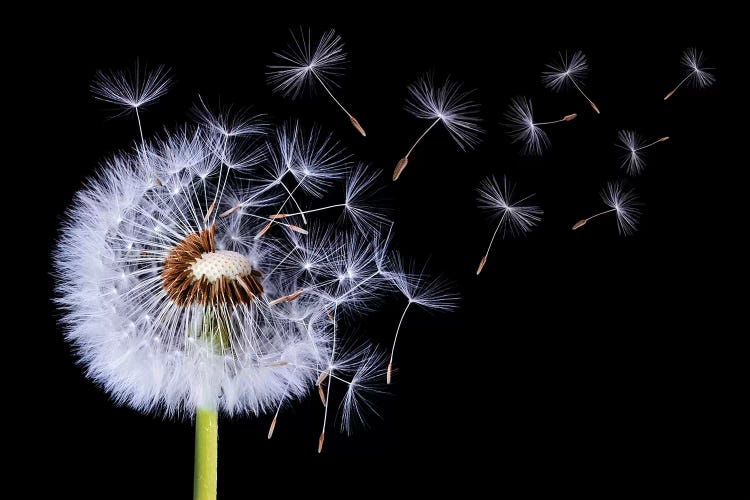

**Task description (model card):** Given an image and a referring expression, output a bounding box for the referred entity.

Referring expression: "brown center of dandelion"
[162,225,263,306]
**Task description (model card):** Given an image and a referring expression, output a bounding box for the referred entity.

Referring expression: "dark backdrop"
[30,9,729,498]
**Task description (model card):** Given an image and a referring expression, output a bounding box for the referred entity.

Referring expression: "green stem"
[194,407,218,500]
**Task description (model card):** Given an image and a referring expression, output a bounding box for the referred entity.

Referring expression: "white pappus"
[572,181,641,236]
[504,97,577,156]
[267,28,367,136]
[393,73,483,181]
[55,65,450,462]
[542,50,601,114]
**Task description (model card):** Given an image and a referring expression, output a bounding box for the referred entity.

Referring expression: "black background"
[29,9,731,498]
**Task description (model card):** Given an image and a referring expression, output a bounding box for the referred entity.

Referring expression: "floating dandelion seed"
[504,97,577,156]
[384,257,458,383]
[664,48,716,100]
[56,66,439,499]
[542,51,601,114]
[476,176,542,275]
[572,181,641,236]
[268,28,366,136]
[393,74,483,181]
[616,131,670,176]
[91,61,173,141]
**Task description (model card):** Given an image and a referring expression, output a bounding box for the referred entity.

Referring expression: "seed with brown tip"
[350,116,366,137]
[386,362,393,385]
[476,256,488,275]
[316,370,329,386]
[267,416,277,439]
[563,113,578,121]
[220,205,241,218]
[572,219,588,230]
[590,102,601,114]
[269,214,288,219]
[318,431,325,453]
[318,384,327,406]
[256,222,273,238]
[393,157,409,181]
[203,202,215,221]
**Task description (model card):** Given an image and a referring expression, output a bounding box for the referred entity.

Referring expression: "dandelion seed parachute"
[394,73,483,180]
[542,51,601,114]
[572,181,641,236]
[503,97,577,156]
[664,48,716,100]
[476,176,542,274]
[267,28,366,136]
[616,130,670,176]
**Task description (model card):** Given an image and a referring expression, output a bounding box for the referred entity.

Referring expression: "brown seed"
[393,157,409,181]
[572,219,588,230]
[387,362,393,385]
[289,225,309,235]
[318,431,325,453]
[256,222,273,238]
[658,136,670,143]
[269,214,288,219]
[267,416,277,439]
[590,101,601,114]
[219,205,241,218]
[476,256,488,275]
[204,202,215,221]
[316,370,329,386]
[318,384,327,406]
[563,113,578,121]
[350,115,366,137]
[664,90,676,101]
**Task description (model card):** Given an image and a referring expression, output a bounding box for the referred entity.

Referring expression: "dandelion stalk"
[193,407,218,500]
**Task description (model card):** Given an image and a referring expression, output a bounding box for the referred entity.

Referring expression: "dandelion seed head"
[56,91,399,430]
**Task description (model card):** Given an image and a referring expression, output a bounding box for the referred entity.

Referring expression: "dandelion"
[504,97,577,156]
[476,176,542,275]
[91,61,173,141]
[55,67,441,499]
[542,51,600,114]
[664,48,716,100]
[572,181,641,236]
[383,257,458,383]
[393,74,483,181]
[616,131,670,175]
[268,28,366,136]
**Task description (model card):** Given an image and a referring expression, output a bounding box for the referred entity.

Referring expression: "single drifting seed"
[476,255,488,275]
